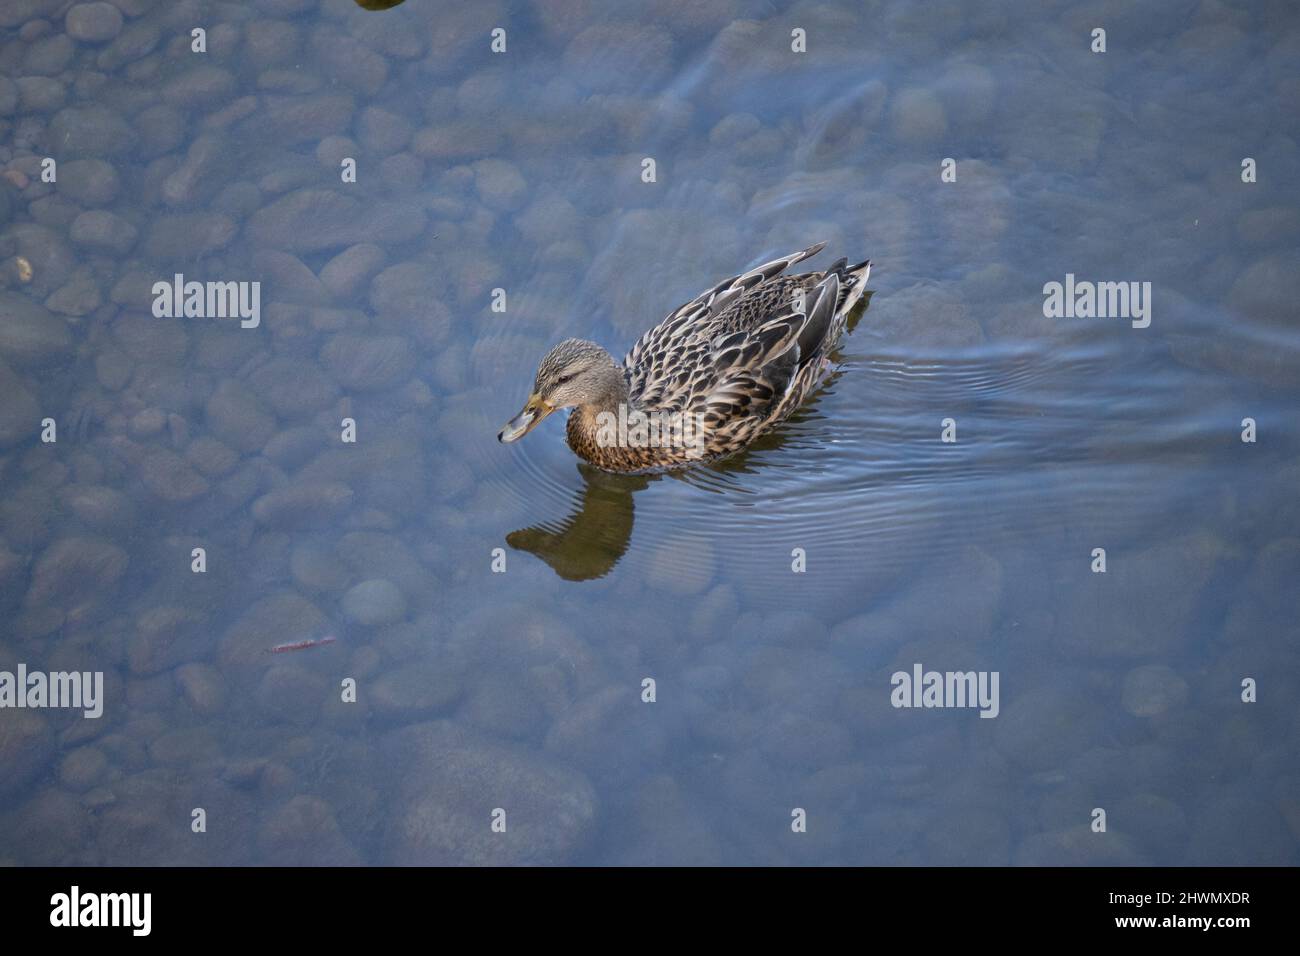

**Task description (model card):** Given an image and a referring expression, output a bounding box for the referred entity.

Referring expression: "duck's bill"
[498,395,554,443]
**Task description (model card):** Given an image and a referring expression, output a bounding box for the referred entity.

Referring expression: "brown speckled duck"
[498,242,871,473]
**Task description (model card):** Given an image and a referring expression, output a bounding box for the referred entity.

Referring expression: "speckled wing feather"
[624,241,828,408]
[619,243,868,466]
[699,271,844,445]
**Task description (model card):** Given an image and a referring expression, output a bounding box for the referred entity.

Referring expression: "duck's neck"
[565,366,645,468]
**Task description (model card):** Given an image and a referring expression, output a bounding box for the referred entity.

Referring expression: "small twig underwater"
[269,636,338,654]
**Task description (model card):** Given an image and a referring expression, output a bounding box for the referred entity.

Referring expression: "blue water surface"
[0,0,1297,865]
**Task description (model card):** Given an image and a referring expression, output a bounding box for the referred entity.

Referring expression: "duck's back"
[624,243,870,436]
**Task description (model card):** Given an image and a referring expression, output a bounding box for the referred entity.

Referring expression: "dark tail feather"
[842,260,873,333]
[796,273,840,362]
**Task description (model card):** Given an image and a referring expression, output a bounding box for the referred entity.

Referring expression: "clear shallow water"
[0,0,1298,865]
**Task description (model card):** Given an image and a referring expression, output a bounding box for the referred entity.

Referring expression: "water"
[0,0,1297,865]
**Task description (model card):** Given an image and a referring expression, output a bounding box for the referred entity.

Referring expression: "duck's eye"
[556,374,574,385]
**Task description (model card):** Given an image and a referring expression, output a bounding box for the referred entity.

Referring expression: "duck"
[498,242,871,474]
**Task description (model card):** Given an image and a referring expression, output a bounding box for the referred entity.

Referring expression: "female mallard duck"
[498,242,871,474]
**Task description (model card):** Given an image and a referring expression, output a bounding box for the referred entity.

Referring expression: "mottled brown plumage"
[498,242,871,473]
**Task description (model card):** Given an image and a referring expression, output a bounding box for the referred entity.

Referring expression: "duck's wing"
[630,269,846,452]
[625,241,828,407]
[697,271,843,433]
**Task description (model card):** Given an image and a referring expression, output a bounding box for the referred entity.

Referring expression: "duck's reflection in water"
[505,464,650,581]
[503,432,801,581]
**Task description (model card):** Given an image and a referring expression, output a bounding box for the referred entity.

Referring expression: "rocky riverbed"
[0,0,1297,865]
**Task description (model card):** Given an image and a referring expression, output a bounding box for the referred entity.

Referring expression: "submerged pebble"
[320,333,415,390]
[341,578,407,627]
[252,483,355,530]
[247,188,425,252]
[0,358,40,448]
[1121,665,1189,718]
[0,291,73,365]
[59,746,109,792]
[258,795,361,866]
[382,721,598,865]
[70,209,137,253]
[0,711,54,799]
[175,663,228,716]
[65,3,124,44]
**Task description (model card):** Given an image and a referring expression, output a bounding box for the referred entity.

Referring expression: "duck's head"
[498,339,624,443]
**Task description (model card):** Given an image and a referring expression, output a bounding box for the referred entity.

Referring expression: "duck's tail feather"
[796,272,842,362]
[839,259,872,321]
